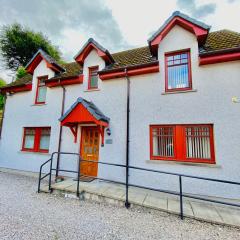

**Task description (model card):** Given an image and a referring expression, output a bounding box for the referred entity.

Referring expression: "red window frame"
[35,75,48,104]
[22,127,51,153]
[88,66,99,89]
[165,50,192,92]
[150,124,215,164]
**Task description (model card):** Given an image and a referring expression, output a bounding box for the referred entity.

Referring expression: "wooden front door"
[80,127,100,177]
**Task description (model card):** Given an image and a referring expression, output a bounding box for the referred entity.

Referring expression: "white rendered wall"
[0,51,127,183]
[129,26,240,198]
[58,49,127,181]
[0,30,240,198]
[0,60,63,172]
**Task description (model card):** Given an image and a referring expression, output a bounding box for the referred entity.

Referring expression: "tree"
[0,78,6,110]
[0,23,62,71]
[16,66,27,79]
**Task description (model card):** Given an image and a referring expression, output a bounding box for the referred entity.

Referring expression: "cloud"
[177,0,216,18]
[0,0,128,60]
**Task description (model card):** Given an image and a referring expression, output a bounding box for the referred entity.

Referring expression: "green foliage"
[0,78,6,110]
[0,78,6,87]
[0,23,62,71]
[16,66,27,79]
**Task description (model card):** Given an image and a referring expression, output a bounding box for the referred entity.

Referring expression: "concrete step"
[40,179,240,228]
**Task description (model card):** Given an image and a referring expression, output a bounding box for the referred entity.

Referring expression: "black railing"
[38,152,240,220]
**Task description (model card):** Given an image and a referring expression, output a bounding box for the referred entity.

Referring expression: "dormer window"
[88,66,99,89]
[165,50,192,92]
[35,76,48,104]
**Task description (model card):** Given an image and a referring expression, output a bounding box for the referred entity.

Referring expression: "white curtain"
[24,129,35,149]
[40,128,50,150]
[24,135,34,149]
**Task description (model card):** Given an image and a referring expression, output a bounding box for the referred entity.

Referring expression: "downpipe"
[0,94,7,139]
[125,68,131,209]
[56,84,66,179]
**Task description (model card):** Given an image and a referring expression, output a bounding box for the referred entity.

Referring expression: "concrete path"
[42,178,240,228]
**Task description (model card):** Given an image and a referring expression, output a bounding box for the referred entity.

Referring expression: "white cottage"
[0,11,240,199]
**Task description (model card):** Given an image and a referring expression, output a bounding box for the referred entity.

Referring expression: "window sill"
[31,103,47,106]
[146,159,221,168]
[19,150,51,156]
[84,88,100,92]
[161,89,197,95]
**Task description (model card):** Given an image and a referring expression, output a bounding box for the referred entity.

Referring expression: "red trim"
[35,75,48,104]
[21,127,51,153]
[88,66,99,89]
[150,16,208,55]
[26,54,42,74]
[46,62,62,72]
[199,52,240,65]
[0,84,32,94]
[99,63,159,80]
[99,71,125,80]
[26,53,63,74]
[45,75,83,88]
[165,50,192,92]
[149,124,215,164]
[61,104,108,127]
[75,43,113,65]
[149,125,176,161]
[70,125,78,143]
[98,126,105,146]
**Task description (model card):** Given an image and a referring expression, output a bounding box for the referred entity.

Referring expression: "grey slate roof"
[46,62,83,81]
[25,49,65,72]
[199,29,240,54]
[59,97,110,123]
[74,38,115,63]
[102,46,157,71]
[148,11,211,43]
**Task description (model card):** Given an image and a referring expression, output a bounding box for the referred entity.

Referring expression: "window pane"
[40,128,51,150]
[168,64,189,89]
[24,129,35,149]
[90,75,98,88]
[166,52,190,90]
[37,86,47,102]
[36,77,47,103]
[173,54,180,60]
[185,126,211,159]
[89,67,98,88]
[152,127,174,157]
[181,58,188,64]
[181,53,188,59]
[39,79,45,87]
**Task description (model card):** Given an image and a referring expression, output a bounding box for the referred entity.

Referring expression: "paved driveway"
[0,171,239,240]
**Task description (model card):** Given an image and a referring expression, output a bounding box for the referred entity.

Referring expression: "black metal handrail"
[38,151,240,220]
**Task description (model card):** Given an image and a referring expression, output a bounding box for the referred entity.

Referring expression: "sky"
[0,0,239,82]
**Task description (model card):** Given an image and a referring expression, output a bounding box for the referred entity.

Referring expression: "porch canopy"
[59,97,110,145]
